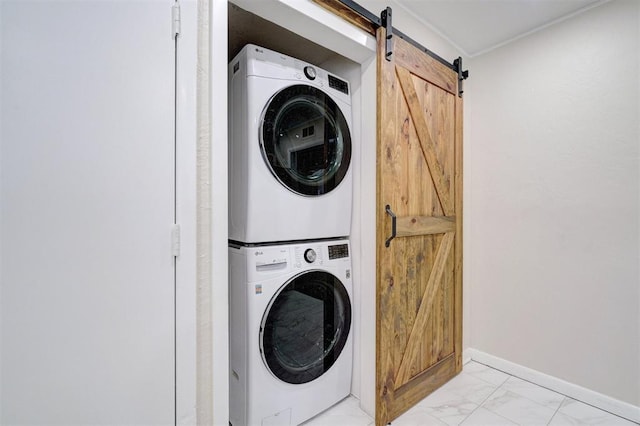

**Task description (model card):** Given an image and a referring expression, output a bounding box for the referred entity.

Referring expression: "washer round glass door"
[261,85,351,196]
[260,270,351,384]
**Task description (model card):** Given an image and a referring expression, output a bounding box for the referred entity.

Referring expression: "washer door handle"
[385,205,396,248]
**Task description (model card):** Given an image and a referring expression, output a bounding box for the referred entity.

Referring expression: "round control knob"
[304,248,317,263]
[303,66,317,80]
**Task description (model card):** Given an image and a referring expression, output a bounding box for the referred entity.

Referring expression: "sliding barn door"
[376,28,463,425]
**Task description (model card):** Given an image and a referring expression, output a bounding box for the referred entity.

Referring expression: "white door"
[1,1,176,424]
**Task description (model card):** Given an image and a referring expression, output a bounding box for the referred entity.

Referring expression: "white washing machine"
[228,44,353,244]
[229,239,353,426]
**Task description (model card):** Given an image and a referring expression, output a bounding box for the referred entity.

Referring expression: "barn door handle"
[385,205,396,248]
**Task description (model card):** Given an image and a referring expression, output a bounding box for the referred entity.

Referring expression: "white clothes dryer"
[229,239,353,426]
[228,44,353,244]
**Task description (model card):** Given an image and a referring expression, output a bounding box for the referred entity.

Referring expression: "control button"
[304,66,317,80]
[304,248,317,263]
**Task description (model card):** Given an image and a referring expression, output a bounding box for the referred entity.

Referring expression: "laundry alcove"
[224,2,466,426]
[225,0,379,419]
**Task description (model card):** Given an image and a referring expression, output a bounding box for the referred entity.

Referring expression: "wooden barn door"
[376,27,463,425]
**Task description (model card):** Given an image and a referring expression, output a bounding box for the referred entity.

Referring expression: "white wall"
[467,0,639,407]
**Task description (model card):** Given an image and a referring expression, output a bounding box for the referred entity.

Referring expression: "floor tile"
[464,361,511,386]
[391,405,448,426]
[313,364,639,426]
[301,395,373,426]
[499,376,565,411]
[415,388,479,425]
[549,398,638,425]
[482,388,557,425]
[460,407,517,425]
[440,371,500,405]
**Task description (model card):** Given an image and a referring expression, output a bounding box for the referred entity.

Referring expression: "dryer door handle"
[385,205,396,248]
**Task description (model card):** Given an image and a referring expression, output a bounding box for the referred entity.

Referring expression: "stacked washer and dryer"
[228,45,355,426]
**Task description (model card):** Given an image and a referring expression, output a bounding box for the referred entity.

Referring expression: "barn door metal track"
[333,0,469,97]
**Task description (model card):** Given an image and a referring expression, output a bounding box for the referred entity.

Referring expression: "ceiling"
[390,0,607,57]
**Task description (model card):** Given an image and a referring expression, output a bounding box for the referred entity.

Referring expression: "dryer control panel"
[328,243,349,259]
[240,44,351,104]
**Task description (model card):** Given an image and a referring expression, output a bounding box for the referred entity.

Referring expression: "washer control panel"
[245,240,350,272]
[294,244,323,267]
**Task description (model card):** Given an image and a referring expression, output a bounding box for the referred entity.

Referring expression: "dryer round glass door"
[259,270,351,384]
[260,85,352,196]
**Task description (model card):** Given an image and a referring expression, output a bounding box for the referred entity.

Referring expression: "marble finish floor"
[303,361,638,426]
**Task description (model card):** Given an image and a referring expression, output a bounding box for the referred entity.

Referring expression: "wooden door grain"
[376,28,463,426]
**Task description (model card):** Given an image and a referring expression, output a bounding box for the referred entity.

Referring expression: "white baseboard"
[466,349,640,424]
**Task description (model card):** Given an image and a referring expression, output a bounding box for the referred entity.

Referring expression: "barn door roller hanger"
[453,57,470,97]
[379,5,469,96]
[381,7,393,62]
[324,0,470,90]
